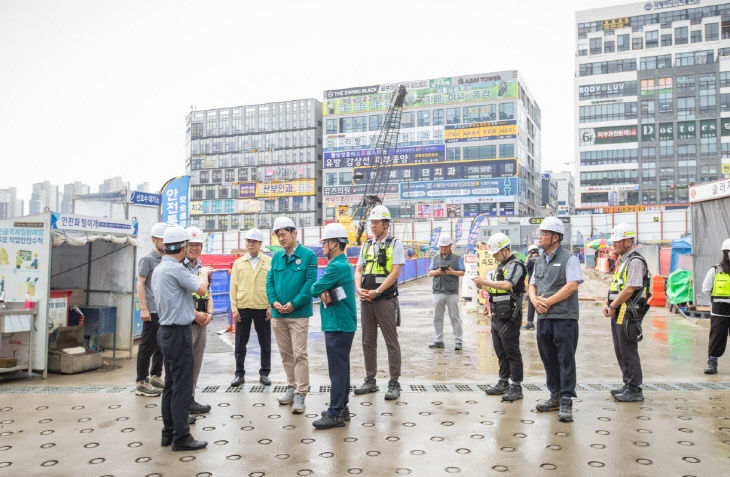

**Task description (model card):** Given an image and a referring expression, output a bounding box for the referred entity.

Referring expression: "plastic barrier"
[647,275,667,307]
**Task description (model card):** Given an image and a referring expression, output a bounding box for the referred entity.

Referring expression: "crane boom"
[352,85,407,244]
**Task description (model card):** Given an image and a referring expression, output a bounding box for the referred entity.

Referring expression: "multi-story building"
[99,177,129,194]
[322,71,542,220]
[541,173,559,215]
[136,182,151,193]
[576,0,730,214]
[552,170,576,215]
[186,99,323,231]
[0,187,23,219]
[29,181,60,214]
[61,182,91,213]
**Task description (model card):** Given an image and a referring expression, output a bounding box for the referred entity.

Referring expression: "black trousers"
[136,313,163,382]
[709,315,730,358]
[325,331,355,417]
[610,316,642,387]
[234,308,271,377]
[158,324,194,440]
[537,319,579,398]
[526,301,536,324]
[491,313,523,382]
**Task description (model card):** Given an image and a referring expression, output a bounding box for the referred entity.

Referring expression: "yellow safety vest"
[361,237,397,300]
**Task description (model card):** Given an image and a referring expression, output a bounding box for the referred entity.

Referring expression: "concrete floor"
[1,275,729,475]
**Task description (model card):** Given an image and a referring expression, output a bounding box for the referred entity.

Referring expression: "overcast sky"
[0,0,622,202]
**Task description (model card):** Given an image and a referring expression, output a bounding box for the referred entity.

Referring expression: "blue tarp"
[670,235,692,273]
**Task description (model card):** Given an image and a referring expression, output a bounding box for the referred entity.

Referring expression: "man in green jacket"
[266,216,318,414]
[310,223,357,430]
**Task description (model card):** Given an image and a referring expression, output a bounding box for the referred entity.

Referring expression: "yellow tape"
[616,302,627,325]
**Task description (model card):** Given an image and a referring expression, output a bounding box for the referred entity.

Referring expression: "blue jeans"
[325,331,355,417]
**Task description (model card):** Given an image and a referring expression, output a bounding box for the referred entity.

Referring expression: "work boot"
[384,380,401,400]
[312,411,345,430]
[502,384,523,402]
[558,397,573,423]
[485,380,509,396]
[230,375,245,387]
[259,375,271,386]
[172,435,207,451]
[428,342,445,349]
[188,415,196,425]
[189,401,211,414]
[522,322,535,330]
[278,386,295,405]
[610,384,627,397]
[135,380,161,397]
[292,393,306,414]
[161,431,173,447]
[614,385,644,402]
[354,376,378,395]
[321,406,350,422]
[705,359,718,375]
[149,375,165,389]
[535,394,560,412]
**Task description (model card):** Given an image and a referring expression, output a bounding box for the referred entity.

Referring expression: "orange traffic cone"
[647,275,666,307]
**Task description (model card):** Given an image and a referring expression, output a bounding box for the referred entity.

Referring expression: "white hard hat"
[244,228,264,242]
[369,205,391,221]
[186,226,205,244]
[163,224,188,247]
[437,234,453,247]
[273,216,296,233]
[539,217,565,235]
[487,233,511,254]
[150,222,168,239]
[321,223,349,242]
[528,244,539,253]
[722,238,730,251]
[610,223,636,242]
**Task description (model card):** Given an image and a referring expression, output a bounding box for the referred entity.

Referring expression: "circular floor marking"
[275,454,289,459]
[135,457,151,463]
[500,447,515,452]
[83,442,99,448]
[588,461,605,468]
[241,426,254,431]
[41,460,58,467]
[634,441,649,447]
[590,443,606,449]
[301,438,315,444]
[0,463,10,469]
[410,450,425,455]
[347,469,362,474]
[445,467,461,473]
[227,455,241,460]
[491,465,507,472]
[678,440,694,446]
[128,442,142,448]
[386,436,399,442]
[682,457,700,463]
[180,456,196,462]
[320,452,334,458]
[430,436,444,442]
[297,470,313,476]
[546,445,561,450]
[395,469,412,475]
[636,458,652,465]
[541,463,557,470]
[344,437,358,442]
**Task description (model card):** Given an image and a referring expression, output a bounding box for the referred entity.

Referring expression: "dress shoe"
[161,431,173,447]
[172,435,207,451]
[259,375,271,386]
[230,376,245,387]
[189,401,211,414]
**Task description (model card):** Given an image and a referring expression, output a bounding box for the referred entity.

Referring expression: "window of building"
[699,73,717,113]
[581,192,609,204]
[661,33,672,47]
[499,102,514,120]
[658,89,673,114]
[642,189,657,204]
[199,170,209,183]
[339,171,353,184]
[675,26,688,45]
[645,30,658,48]
[660,189,675,204]
[578,59,636,76]
[224,169,235,182]
[590,37,602,54]
[691,30,702,43]
[446,148,460,161]
[463,145,497,160]
[676,74,695,90]
[578,81,638,100]
[659,140,674,158]
[721,93,730,112]
[325,119,337,134]
[417,110,430,127]
[204,185,216,200]
[368,115,382,131]
[705,22,719,41]
[579,102,638,122]
[446,108,461,125]
[400,112,415,128]
[701,165,718,182]
[678,144,697,157]
[604,40,615,53]
[499,143,515,157]
[677,96,696,120]
[580,148,638,166]
[325,173,337,186]
[701,137,717,155]
[640,54,671,70]
[641,100,655,122]
[632,37,643,50]
[617,34,630,51]
[432,109,444,126]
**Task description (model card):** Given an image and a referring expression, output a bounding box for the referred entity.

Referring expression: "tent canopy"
[670,235,692,274]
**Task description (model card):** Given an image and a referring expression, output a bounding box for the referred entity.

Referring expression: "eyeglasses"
[537,231,552,237]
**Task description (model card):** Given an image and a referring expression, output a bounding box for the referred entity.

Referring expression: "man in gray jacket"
[427,234,465,350]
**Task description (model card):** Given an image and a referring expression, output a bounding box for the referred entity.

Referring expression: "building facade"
[541,173,559,215]
[576,0,730,214]
[185,99,323,232]
[62,182,91,213]
[0,188,23,219]
[29,181,60,214]
[321,71,542,221]
[552,170,576,215]
[99,177,129,194]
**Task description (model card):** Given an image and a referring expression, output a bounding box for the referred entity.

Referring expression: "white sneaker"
[135,380,161,397]
[278,386,295,405]
[292,393,306,414]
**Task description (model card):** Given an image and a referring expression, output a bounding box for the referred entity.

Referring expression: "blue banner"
[430,227,442,252]
[466,213,488,254]
[128,191,162,206]
[399,177,519,201]
[454,219,464,242]
[162,176,190,227]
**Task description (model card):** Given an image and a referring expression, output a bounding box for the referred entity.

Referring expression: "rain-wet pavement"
[1,275,729,475]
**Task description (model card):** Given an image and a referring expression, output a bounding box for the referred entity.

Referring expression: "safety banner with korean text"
[161,175,190,227]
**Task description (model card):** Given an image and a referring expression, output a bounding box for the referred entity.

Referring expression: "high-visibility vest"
[710,268,730,316]
[361,236,397,300]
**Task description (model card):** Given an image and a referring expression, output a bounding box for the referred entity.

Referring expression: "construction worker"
[702,238,730,375]
[184,226,213,415]
[603,223,650,402]
[475,233,526,402]
[135,222,167,397]
[427,233,465,350]
[528,217,583,423]
[353,205,405,400]
[266,217,317,414]
[310,223,357,429]
[523,244,540,330]
[152,225,212,451]
[230,228,272,387]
